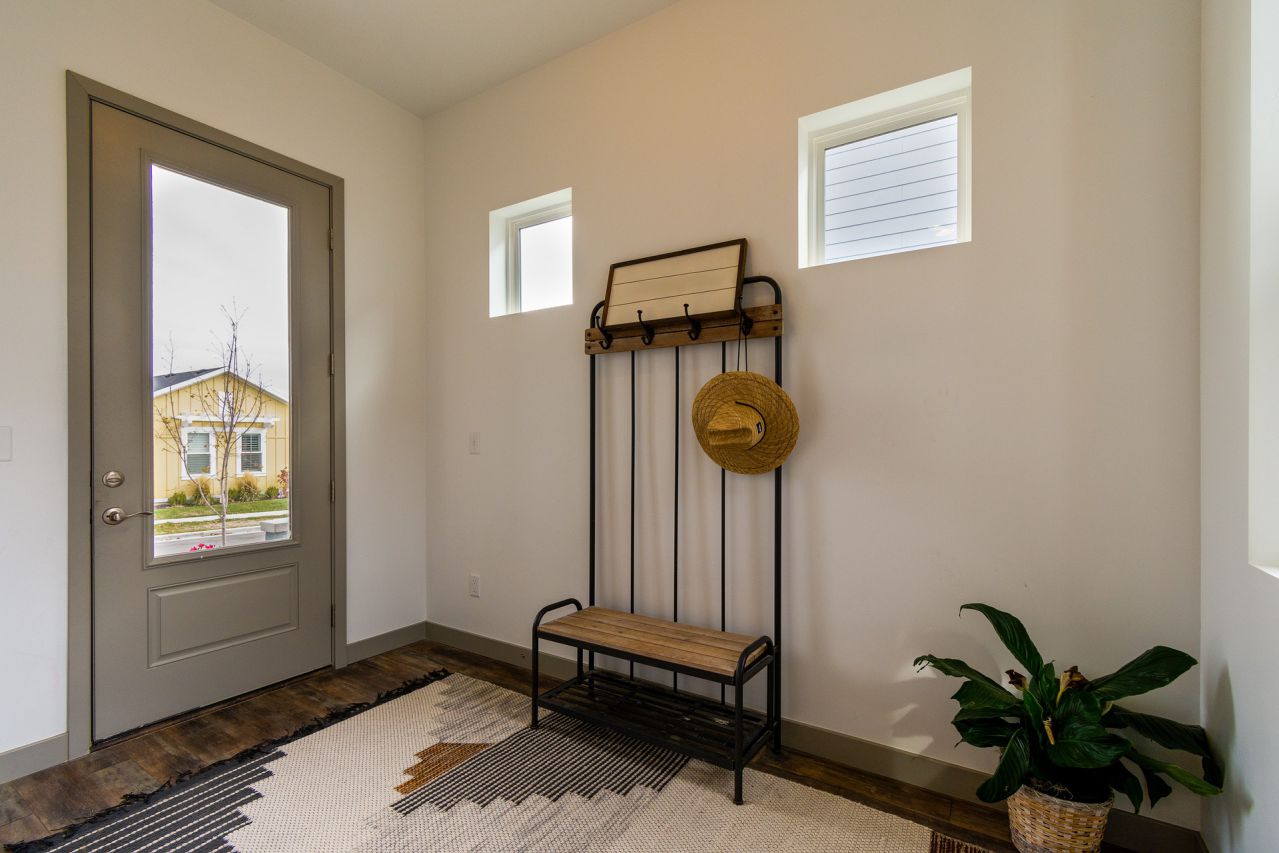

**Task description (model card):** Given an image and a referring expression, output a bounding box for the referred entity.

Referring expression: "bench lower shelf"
[532,597,780,803]
[536,670,776,771]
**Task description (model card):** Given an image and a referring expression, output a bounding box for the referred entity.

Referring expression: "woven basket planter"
[1007,785,1113,853]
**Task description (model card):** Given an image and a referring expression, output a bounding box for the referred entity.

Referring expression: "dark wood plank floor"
[1,640,1026,851]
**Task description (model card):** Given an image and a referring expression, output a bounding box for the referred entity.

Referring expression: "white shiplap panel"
[604,242,744,327]
[823,114,959,262]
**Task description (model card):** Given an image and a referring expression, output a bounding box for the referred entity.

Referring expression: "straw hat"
[692,371,799,475]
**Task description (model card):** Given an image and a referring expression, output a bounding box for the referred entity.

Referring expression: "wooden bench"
[537,607,767,682]
[532,598,776,804]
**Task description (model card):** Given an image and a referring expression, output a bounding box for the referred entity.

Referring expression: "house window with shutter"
[799,68,971,267]
[239,430,265,474]
[184,429,213,478]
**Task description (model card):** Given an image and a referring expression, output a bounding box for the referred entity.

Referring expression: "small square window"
[799,68,971,267]
[489,188,572,316]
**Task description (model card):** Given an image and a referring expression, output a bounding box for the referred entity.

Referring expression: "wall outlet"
[468,573,481,597]
[468,431,481,455]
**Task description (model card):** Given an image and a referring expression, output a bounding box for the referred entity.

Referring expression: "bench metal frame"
[531,275,784,804]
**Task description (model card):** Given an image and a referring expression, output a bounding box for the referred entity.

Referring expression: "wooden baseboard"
[0,732,68,784]
[346,621,428,663]
[423,620,1204,853]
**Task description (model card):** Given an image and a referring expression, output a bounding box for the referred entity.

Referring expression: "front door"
[90,103,333,739]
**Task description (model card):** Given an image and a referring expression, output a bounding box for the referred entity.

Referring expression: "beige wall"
[422,0,1204,830]
[0,0,429,755]
[1200,0,1279,849]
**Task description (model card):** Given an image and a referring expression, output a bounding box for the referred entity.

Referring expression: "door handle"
[102,507,154,525]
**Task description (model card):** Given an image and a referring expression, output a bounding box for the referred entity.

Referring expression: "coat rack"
[531,239,785,804]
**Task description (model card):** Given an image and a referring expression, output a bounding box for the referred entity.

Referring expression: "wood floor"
[2,639,1038,851]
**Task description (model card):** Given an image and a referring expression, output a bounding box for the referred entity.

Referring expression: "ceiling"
[210,0,677,117]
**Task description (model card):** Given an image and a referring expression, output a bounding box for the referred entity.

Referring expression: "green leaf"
[1047,691,1129,768]
[1105,761,1145,813]
[1128,748,1223,798]
[953,679,1021,711]
[960,604,1044,674]
[1048,724,1131,769]
[976,729,1030,803]
[955,717,1021,749]
[1104,705,1224,787]
[915,655,1019,709]
[952,705,1023,722]
[1028,662,1059,711]
[1136,761,1174,809]
[1021,684,1047,750]
[1087,647,1197,701]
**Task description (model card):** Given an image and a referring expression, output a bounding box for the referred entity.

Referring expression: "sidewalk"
[154,509,290,525]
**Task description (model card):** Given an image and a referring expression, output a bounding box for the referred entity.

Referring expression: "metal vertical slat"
[773,327,783,749]
[629,349,636,679]
[720,340,727,705]
[672,346,679,692]
[588,349,596,676]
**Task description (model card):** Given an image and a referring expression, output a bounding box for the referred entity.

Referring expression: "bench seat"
[536,606,767,682]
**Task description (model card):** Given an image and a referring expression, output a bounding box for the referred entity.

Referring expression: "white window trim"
[799,68,972,268]
[489,187,573,317]
[179,426,216,480]
[236,426,268,476]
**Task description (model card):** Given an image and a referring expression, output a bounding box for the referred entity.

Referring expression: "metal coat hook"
[683,303,701,340]
[591,301,613,349]
[737,301,754,337]
[637,309,655,346]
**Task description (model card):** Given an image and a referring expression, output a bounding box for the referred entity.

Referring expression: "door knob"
[102,507,154,525]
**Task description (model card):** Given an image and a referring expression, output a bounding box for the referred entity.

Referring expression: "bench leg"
[767,659,780,754]
[530,632,540,729]
[733,680,744,805]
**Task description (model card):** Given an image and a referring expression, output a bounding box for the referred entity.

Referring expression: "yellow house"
[152,368,289,503]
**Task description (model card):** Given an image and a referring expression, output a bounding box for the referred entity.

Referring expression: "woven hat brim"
[692,371,798,475]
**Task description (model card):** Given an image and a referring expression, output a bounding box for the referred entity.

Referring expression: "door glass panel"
[150,164,290,558]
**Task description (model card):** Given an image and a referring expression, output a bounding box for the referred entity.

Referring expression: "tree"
[155,305,268,547]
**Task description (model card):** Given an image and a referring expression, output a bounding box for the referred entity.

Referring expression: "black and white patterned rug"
[14,673,985,852]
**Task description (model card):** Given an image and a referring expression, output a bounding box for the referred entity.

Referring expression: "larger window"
[799,68,971,267]
[489,188,573,316]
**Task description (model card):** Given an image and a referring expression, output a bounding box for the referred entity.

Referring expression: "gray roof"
[152,368,220,393]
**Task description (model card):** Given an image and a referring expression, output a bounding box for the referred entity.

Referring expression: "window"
[239,430,265,474]
[799,68,971,267]
[489,188,572,316]
[184,429,213,478]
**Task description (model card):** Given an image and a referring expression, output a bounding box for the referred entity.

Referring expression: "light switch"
[0,426,11,461]
[468,432,481,455]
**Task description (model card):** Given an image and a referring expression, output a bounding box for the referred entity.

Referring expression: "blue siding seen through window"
[823,114,958,262]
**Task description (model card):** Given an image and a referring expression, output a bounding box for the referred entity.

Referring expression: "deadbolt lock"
[102,470,125,488]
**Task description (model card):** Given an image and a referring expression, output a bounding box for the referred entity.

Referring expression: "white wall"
[1201,0,1279,849]
[422,0,1204,831]
[0,0,429,755]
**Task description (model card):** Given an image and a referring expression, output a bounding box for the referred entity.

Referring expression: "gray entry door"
[90,103,333,739]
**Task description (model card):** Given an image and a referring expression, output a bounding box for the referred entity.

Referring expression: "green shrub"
[264,485,279,500]
[229,474,262,503]
[167,490,188,508]
[188,476,215,505]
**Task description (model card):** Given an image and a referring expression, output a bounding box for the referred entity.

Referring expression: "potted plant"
[915,604,1222,853]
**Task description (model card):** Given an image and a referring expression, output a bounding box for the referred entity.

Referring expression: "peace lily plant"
[915,604,1222,821]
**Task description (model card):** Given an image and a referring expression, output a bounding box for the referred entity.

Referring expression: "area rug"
[16,673,987,852]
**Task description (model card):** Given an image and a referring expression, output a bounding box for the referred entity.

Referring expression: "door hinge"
[330,604,335,627]
[329,228,334,251]
[329,352,335,376]
[330,480,336,503]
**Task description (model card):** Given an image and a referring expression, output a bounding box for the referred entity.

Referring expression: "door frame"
[65,72,348,758]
